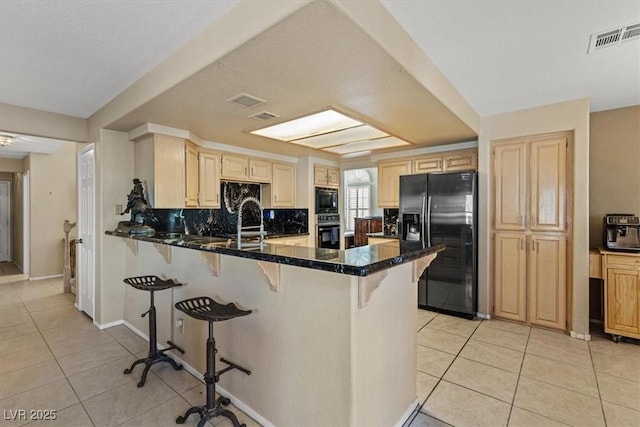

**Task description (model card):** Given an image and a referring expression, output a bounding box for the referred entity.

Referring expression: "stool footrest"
[218,357,251,377]
[163,340,185,354]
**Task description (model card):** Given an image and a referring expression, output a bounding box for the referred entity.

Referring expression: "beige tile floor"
[1,262,638,427]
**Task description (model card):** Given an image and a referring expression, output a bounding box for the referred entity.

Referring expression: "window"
[344,169,371,232]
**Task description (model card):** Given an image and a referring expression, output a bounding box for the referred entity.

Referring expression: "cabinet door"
[153,135,186,208]
[354,219,368,246]
[272,163,296,207]
[493,142,527,230]
[198,151,220,208]
[606,267,640,335]
[249,158,272,183]
[529,234,566,330]
[530,137,566,232]
[493,232,527,322]
[314,165,328,186]
[444,150,477,171]
[378,160,412,208]
[185,142,199,207]
[327,167,340,188]
[414,155,443,173]
[221,154,248,180]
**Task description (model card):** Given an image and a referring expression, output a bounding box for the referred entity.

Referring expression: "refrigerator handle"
[427,196,431,246]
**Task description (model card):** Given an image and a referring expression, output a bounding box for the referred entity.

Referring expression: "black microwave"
[315,187,338,214]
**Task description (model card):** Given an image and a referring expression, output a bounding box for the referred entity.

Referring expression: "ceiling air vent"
[588,21,640,53]
[250,111,279,121]
[227,92,266,108]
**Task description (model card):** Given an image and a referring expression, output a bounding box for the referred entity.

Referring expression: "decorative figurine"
[117,178,155,235]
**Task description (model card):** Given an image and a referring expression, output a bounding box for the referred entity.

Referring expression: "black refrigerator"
[399,171,477,319]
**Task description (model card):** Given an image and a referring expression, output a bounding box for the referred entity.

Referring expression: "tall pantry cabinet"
[492,133,571,330]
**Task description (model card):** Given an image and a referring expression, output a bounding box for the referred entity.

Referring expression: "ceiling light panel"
[291,124,388,149]
[324,136,410,155]
[250,109,362,141]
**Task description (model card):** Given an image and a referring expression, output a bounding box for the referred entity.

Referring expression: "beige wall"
[478,98,590,335]
[10,172,23,269]
[28,142,78,278]
[95,129,134,324]
[0,103,87,142]
[0,158,23,173]
[589,105,640,247]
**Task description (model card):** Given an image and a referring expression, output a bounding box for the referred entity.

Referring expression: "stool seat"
[123,275,180,292]
[175,296,251,322]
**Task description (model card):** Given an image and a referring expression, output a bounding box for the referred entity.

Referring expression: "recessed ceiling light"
[324,136,410,155]
[250,109,362,141]
[291,124,387,149]
[227,92,266,108]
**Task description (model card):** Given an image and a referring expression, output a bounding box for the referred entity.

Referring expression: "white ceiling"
[0,0,639,155]
[0,133,66,159]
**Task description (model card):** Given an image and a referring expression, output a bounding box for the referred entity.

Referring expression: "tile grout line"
[17,290,98,427]
[505,322,532,426]
[589,339,609,426]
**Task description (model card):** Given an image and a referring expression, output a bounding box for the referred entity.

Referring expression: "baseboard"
[120,322,275,427]
[394,398,419,427]
[29,274,63,281]
[570,330,592,341]
[94,319,124,330]
[476,312,491,320]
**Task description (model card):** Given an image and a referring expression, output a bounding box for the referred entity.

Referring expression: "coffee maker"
[604,214,640,252]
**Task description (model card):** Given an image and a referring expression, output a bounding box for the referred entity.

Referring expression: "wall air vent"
[249,111,279,121]
[588,22,640,53]
[227,92,266,108]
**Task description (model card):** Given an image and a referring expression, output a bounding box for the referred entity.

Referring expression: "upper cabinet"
[529,137,567,232]
[185,141,199,207]
[314,165,340,188]
[377,148,478,208]
[377,159,412,208]
[493,142,527,231]
[264,162,296,208]
[134,134,186,208]
[198,149,221,208]
[221,154,249,181]
[249,158,272,183]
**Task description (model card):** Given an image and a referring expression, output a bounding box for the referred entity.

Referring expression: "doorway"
[22,171,29,275]
[0,181,10,262]
[77,144,95,318]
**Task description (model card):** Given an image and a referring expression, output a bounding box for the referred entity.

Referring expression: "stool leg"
[137,362,153,388]
[123,358,145,375]
[218,408,244,427]
[206,321,216,410]
[176,406,203,424]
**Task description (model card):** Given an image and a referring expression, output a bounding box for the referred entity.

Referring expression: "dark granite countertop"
[366,232,399,239]
[105,230,443,277]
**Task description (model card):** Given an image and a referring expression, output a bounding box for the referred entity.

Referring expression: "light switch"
[115,204,123,215]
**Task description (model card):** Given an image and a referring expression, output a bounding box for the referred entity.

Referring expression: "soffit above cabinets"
[105,1,476,159]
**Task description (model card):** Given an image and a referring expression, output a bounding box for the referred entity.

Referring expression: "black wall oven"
[317,214,340,249]
[315,187,338,214]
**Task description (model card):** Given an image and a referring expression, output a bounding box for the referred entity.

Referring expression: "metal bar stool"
[174,296,252,427]
[122,275,185,387]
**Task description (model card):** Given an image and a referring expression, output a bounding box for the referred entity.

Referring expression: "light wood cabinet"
[185,142,199,207]
[266,235,310,247]
[221,154,249,181]
[529,137,567,232]
[367,237,397,246]
[491,133,570,331]
[444,149,478,171]
[249,158,272,183]
[493,232,527,322]
[134,134,186,208]
[198,150,220,208]
[314,165,340,188]
[264,162,296,208]
[529,234,566,329]
[601,251,640,340]
[377,159,412,208]
[413,155,443,174]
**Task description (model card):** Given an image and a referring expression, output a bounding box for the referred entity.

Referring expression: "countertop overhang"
[105,230,444,277]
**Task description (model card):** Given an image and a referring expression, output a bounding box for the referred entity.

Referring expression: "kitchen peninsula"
[106,230,443,426]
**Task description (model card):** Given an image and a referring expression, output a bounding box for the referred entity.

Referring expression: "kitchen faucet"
[236,196,266,247]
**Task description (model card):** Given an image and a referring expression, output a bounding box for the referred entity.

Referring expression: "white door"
[77,145,95,318]
[0,181,10,262]
[22,172,29,274]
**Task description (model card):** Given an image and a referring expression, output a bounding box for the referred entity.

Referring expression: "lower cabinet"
[493,232,566,329]
[265,235,309,247]
[367,237,396,246]
[602,252,640,340]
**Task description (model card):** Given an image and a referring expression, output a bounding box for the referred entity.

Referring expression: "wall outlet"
[115,204,123,215]
[176,318,184,333]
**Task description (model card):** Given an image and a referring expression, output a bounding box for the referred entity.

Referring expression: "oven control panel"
[317,214,340,225]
